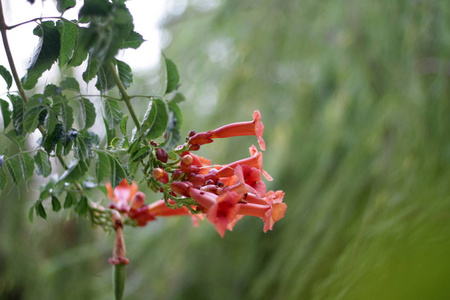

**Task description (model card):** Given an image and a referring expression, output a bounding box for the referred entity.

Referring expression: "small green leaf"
[170,93,185,104]
[60,77,80,92]
[36,201,47,219]
[0,98,11,129]
[130,146,150,162]
[28,203,35,222]
[78,97,96,130]
[109,155,126,188]
[74,196,88,215]
[128,137,141,155]
[103,98,123,130]
[19,153,35,181]
[123,31,144,49]
[5,158,22,184]
[51,196,62,212]
[95,151,110,183]
[56,0,76,13]
[56,19,78,68]
[53,95,74,132]
[164,57,180,94]
[119,115,128,135]
[141,98,169,139]
[116,59,133,89]
[0,65,12,90]
[64,191,76,208]
[59,159,89,182]
[34,150,52,177]
[22,22,61,90]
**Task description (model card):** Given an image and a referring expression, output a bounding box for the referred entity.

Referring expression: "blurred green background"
[2,0,450,299]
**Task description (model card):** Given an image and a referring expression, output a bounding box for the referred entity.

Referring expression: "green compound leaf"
[116,59,133,89]
[140,98,168,140]
[95,151,110,184]
[78,97,96,130]
[123,31,144,49]
[51,195,62,212]
[22,22,61,90]
[60,77,80,92]
[103,98,123,130]
[5,157,22,185]
[0,65,12,90]
[34,149,52,177]
[0,98,12,129]
[56,0,76,13]
[56,19,78,68]
[164,57,180,95]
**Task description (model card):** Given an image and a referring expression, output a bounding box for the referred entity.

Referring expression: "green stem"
[107,62,141,131]
[0,0,28,104]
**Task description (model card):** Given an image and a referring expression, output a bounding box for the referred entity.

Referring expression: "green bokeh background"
[2,0,450,299]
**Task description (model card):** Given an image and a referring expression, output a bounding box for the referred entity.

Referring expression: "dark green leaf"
[36,201,47,219]
[56,19,77,68]
[82,55,99,83]
[57,0,76,13]
[130,145,150,162]
[74,135,89,162]
[77,97,96,130]
[23,105,47,133]
[96,65,116,91]
[59,159,89,182]
[103,117,116,145]
[51,196,62,212]
[74,196,88,215]
[28,203,35,222]
[64,191,76,208]
[79,0,112,18]
[0,65,12,90]
[5,157,22,184]
[123,31,144,49]
[0,166,6,190]
[164,57,180,94]
[60,77,80,92]
[68,26,88,67]
[34,150,52,177]
[0,99,11,129]
[119,115,128,135]
[95,151,110,183]
[10,94,24,135]
[116,59,133,89]
[22,22,61,90]
[109,155,126,188]
[141,98,169,139]
[128,137,141,155]
[42,118,62,153]
[103,98,123,130]
[53,95,74,132]
[19,153,35,181]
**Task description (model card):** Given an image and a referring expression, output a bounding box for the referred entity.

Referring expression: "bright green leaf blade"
[123,31,144,49]
[0,65,12,90]
[0,98,11,129]
[119,115,128,135]
[34,150,52,177]
[56,0,76,13]
[103,98,123,130]
[5,158,22,185]
[51,195,62,212]
[95,151,110,184]
[19,152,35,181]
[143,98,169,140]
[116,59,133,89]
[164,57,180,94]
[60,77,80,92]
[64,191,76,208]
[22,22,61,90]
[108,155,126,188]
[74,196,88,215]
[56,19,77,68]
[78,97,96,129]
[68,26,88,68]
[130,145,150,162]
[82,54,99,83]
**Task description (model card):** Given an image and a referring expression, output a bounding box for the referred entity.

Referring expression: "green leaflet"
[103,98,123,130]
[116,59,133,89]
[78,97,96,130]
[164,57,180,94]
[56,0,76,13]
[140,98,169,140]
[56,19,78,68]
[34,150,52,177]
[95,151,110,184]
[0,65,12,90]
[0,98,11,129]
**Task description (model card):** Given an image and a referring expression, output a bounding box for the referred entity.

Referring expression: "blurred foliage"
[2,0,450,299]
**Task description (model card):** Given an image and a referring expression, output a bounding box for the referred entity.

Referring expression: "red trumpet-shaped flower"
[189,110,266,151]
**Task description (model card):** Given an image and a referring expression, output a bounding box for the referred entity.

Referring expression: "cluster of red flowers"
[106,111,286,237]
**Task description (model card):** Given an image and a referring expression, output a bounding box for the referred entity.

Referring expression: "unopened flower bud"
[156,148,169,163]
[153,168,169,184]
[182,154,193,165]
[189,130,196,137]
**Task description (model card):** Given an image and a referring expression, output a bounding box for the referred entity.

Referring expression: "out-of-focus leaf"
[0,65,12,90]
[51,196,62,212]
[141,98,168,139]
[0,165,6,190]
[28,203,35,222]
[56,19,77,68]
[78,97,96,129]
[22,22,60,90]
[36,201,47,219]
[162,102,182,151]
[10,94,24,135]
[119,115,128,135]
[74,135,89,162]
[103,117,116,146]
[96,65,116,91]
[103,98,123,130]
[164,57,179,94]
[0,98,11,129]
[170,93,185,104]
[68,26,88,67]
[117,59,133,89]
[64,191,76,208]
[123,31,144,49]
[82,55,99,83]
[34,150,52,177]
[59,159,88,182]
[60,77,80,92]
[19,152,34,181]
[5,157,22,184]
[74,196,88,215]
[95,151,110,183]
[56,0,76,13]
[108,155,126,188]
[79,0,112,18]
